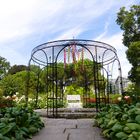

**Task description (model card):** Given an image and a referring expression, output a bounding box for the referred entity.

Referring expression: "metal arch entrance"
[26,39,123,118]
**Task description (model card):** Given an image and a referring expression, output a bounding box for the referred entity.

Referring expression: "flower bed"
[0,107,44,140]
[0,97,15,108]
[94,103,140,140]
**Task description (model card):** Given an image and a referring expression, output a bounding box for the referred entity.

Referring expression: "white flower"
[15,97,19,101]
[28,98,32,101]
[6,96,10,99]
[12,95,17,99]
[16,92,19,95]
[117,97,122,101]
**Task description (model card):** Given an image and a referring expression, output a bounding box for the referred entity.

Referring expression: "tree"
[127,42,140,83]
[116,5,140,88]
[0,56,10,79]
[0,74,20,97]
[116,5,140,46]
[0,70,38,97]
[8,65,27,75]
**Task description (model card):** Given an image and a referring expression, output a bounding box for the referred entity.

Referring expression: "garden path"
[31,118,106,140]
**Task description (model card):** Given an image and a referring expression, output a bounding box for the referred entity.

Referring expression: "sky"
[0,0,139,78]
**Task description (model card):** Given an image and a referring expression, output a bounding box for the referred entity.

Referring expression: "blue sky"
[0,0,139,77]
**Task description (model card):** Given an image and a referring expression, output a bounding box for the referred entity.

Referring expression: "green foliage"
[0,69,41,98]
[0,107,44,140]
[15,93,65,109]
[83,102,105,108]
[110,94,122,103]
[0,56,10,79]
[0,75,20,97]
[116,5,140,47]
[125,84,140,103]
[0,58,106,109]
[65,84,84,95]
[27,94,47,109]
[0,97,15,107]
[47,100,65,108]
[116,5,140,90]
[65,85,75,95]
[0,71,29,97]
[127,42,140,86]
[8,65,27,75]
[83,103,96,108]
[95,103,140,140]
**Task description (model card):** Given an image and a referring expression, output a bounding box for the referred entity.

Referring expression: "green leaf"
[115,132,128,139]
[20,127,29,134]
[98,118,104,125]
[126,123,140,131]
[102,129,111,137]
[135,109,140,115]
[0,118,8,124]
[29,126,38,134]
[132,131,139,139]
[15,132,24,140]
[0,133,3,139]
[123,126,132,134]
[112,123,123,132]
[127,137,136,140]
[109,131,116,140]
[107,119,117,128]
[122,114,129,120]
[135,115,140,124]
[0,123,6,129]
[0,123,16,135]
[136,103,140,108]
[127,119,135,123]
[0,136,11,140]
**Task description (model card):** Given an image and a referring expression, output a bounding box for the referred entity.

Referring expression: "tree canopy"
[116,5,140,47]
[8,65,27,75]
[116,5,140,88]
[0,56,10,79]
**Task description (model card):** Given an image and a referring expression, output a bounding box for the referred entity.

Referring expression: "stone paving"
[31,118,107,140]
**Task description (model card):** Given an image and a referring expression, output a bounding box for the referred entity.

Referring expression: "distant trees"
[0,54,106,102]
[0,74,20,97]
[0,56,10,79]
[8,65,27,74]
[0,56,28,97]
[40,59,106,96]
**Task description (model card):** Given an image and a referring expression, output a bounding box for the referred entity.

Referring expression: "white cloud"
[54,26,86,40]
[95,32,132,78]
[0,0,130,43]
[95,21,110,40]
[0,0,137,66]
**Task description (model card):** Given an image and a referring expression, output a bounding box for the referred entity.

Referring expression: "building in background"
[110,76,131,94]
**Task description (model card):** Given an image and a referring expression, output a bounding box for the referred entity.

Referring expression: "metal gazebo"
[26,39,123,117]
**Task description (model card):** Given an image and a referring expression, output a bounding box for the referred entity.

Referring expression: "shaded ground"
[34,108,96,118]
[31,118,107,140]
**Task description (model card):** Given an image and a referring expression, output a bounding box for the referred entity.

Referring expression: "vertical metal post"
[55,62,58,117]
[52,46,55,117]
[35,68,40,108]
[25,65,30,107]
[94,47,99,112]
[46,65,49,116]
